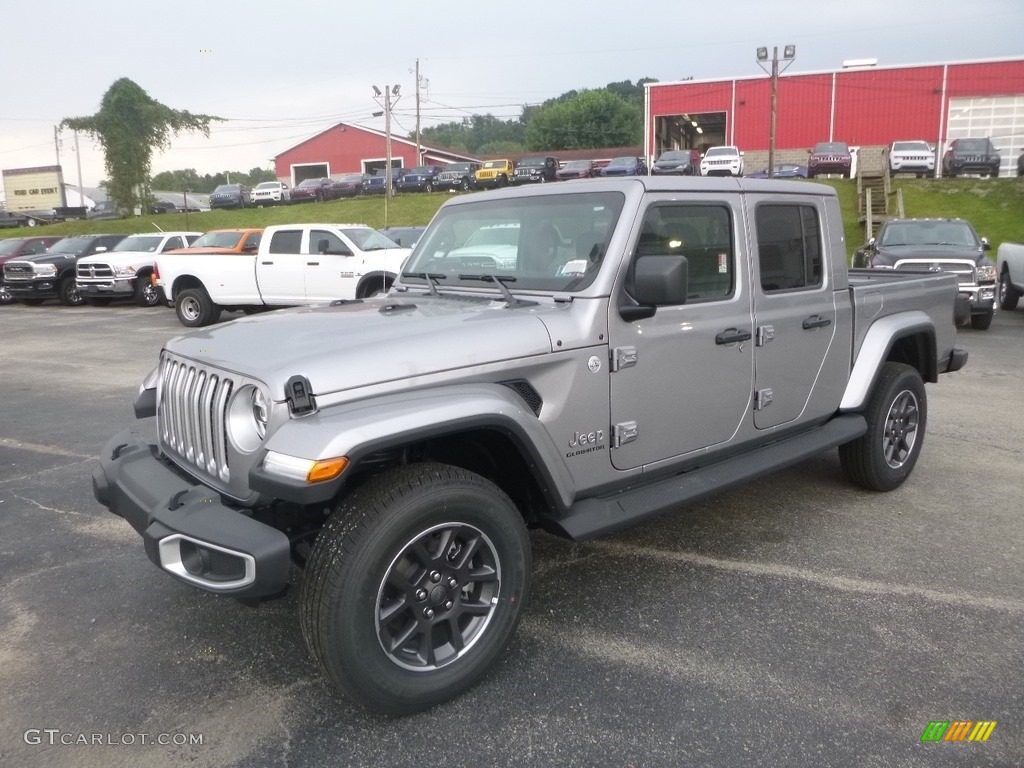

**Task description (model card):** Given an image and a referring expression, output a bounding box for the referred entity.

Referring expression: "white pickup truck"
[997,241,1024,312]
[154,223,411,326]
[76,231,202,306]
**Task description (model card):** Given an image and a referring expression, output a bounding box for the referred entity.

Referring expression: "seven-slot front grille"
[158,354,234,482]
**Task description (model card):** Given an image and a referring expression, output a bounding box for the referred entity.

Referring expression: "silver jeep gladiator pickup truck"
[92,177,967,714]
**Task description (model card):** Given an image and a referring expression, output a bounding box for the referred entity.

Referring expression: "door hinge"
[757,325,775,346]
[754,388,774,410]
[610,346,638,372]
[612,421,639,447]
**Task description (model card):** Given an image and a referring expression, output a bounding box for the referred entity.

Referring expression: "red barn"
[273,122,479,185]
[645,56,1024,176]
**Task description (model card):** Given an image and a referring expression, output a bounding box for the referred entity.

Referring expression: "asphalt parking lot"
[1,302,1021,768]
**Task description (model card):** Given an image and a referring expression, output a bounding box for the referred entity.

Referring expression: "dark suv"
[807,142,853,178]
[942,138,1001,178]
[209,183,251,209]
[858,218,996,330]
[396,166,443,193]
[651,149,701,175]
[3,233,127,306]
[511,156,559,185]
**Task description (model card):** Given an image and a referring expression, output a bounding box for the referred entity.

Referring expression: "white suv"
[700,146,744,177]
[251,181,291,205]
[888,140,935,177]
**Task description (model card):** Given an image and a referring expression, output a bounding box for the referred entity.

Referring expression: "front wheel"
[998,271,1020,310]
[970,309,994,330]
[839,362,926,492]
[175,287,221,327]
[460,178,471,191]
[134,275,162,307]
[300,463,530,715]
[58,276,84,306]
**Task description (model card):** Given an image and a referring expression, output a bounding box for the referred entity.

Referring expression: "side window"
[185,235,200,246]
[756,204,823,292]
[634,204,734,303]
[269,230,302,254]
[161,237,182,251]
[243,233,261,251]
[310,229,346,255]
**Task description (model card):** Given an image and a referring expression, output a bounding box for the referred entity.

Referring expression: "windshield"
[519,158,547,168]
[563,160,591,169]
[189,231,246,248]
[658,151,689,161]
[445,163,471,173]
[408,166,432,174]
[296,179,321,188]
[254,182,279,190]
[955,139,989,152]
[212,185,238,193]
[0,239,26,255]
[47,236,96,254]
[813,142,849,154]
[113,235,163,252]
[340,228,400,251]
[482,161,507,169]
[705,147,737,157]
[879,220,979,248]
[606,157,635,167]
[893,142,929,152]
[339,174,364,182]
[401,191,624,293]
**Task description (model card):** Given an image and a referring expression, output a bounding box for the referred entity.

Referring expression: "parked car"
[76,231,202,306]
[555,160,598,180]
[857,217,996,330]
[888,140,935,177]
[599,156,648,177]
[699,146,744,177]
[511,156,558,185]
[808,142,853,178]
[86,200,124,220]
[163,228,263,255]
[474,160,514,189]
[209,184,251,209]
[362,168,408,195]
[150,200,179,214]
[291,178,331,202]
[745,163,809,179]
[251,181,291,205]
[3,233,127,306]
[325,173,369,199]
[397,166,443,193]
[380,226,427,248]
[433,162,480,192]
[941,138,1001,178]
[0,210,35,228]
[0,236,64,304]
[650,149,701,176]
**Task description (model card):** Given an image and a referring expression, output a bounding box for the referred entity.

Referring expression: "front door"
[255,228,306,303]
[304,229,359,302]
[608,198,754,471]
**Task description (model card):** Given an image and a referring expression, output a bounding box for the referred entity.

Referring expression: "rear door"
[749,198,848,429]
[255,229,306,303]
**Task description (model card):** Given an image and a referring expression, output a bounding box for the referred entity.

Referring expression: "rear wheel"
[839,362,926,492]
[998,271,1020,310]
[58,276,84,306]
[300,463,530,714]
[175,287,221,327]
[970,310,994,330]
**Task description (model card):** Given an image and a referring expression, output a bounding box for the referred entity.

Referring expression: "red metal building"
[645,56,1024,176]
[273,122,479,186]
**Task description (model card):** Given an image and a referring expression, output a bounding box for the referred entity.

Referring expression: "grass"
[4,178,1023,261]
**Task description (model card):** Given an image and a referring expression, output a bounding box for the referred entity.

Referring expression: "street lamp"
[755,45,796,178]
[371,84,402,199]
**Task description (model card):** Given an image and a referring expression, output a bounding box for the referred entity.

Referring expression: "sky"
[1,0,1022,192]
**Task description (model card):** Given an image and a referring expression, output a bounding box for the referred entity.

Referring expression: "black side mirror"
[620,254,689,321]
[981,237,990,251]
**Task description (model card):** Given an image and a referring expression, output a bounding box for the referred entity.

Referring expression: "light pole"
[756,45,796,178]
[372,84,402,199]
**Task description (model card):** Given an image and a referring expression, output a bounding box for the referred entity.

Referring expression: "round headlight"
[227,385,269,453]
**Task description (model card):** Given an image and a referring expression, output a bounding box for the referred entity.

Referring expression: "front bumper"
[78,279,134,296]
[92,428,291,599]
[961,283,996,312]
[6,279,58,299]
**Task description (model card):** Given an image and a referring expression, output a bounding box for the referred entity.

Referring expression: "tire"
[0,286,12,306]
[58,276,84,306]
[424,181,433,193]
[998,271,1020,311]
[970,310,994,330]
[133,275,161,307]
[806,171,815,179]
[83,297,113,307]
[300,463,530,715]
[497,175,508,188]
[175,287,221,327]
[839,362,926,492]
[460,178,471,191]
[19,298,45,306]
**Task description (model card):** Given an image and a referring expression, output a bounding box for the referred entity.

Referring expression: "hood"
[7,251,79,266]
[165,295,559,399]
[874,244,984,265]
[78,250,155,266]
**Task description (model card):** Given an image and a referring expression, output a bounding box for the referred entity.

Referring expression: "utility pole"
[74,131,84,209]
[756,45,796,179]
[372,84,402,200]
[415,59,422,164]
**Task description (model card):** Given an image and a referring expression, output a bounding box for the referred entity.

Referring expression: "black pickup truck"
[3,233,127,305]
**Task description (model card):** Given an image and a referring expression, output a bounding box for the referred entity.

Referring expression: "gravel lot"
[1,302,1021,768]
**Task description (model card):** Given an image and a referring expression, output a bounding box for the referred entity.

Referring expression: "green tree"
[525,89,642,150]
[62,78,222,213]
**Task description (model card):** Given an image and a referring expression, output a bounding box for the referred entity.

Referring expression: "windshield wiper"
[403,272,446,296]
[457,274,537,308]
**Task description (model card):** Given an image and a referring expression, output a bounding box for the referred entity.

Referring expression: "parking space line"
[0,437,93,460]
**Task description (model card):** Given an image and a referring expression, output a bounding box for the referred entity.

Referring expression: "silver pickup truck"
[92,177,967,714]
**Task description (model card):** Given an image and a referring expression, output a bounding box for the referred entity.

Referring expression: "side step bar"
[554,414,868,540]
